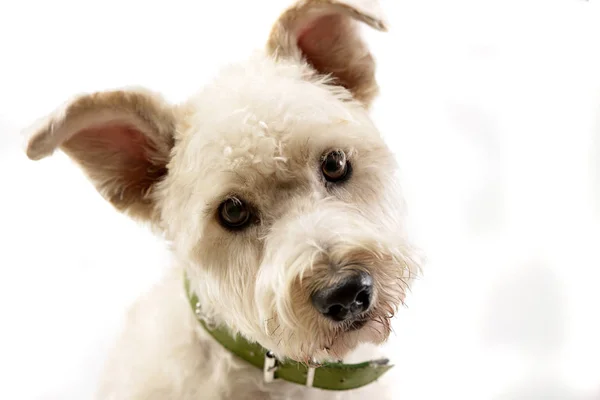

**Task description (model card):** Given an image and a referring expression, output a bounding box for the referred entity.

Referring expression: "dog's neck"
[183,273,393,391]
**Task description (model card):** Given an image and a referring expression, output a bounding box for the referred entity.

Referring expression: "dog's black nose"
[311,271,373,322]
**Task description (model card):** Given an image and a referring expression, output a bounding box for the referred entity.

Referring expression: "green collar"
[184,274,392,391]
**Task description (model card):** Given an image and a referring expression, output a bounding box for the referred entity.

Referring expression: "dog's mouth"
[346,318,368,332]
[306,316,388,363]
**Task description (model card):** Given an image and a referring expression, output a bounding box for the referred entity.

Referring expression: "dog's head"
[25,0,419,363]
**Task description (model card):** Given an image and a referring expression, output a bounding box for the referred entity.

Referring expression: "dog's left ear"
[267,0,388,107]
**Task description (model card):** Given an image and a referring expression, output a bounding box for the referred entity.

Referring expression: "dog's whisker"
[268,324,281,338]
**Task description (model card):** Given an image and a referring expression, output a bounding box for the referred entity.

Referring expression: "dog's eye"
[322,150,350,182]
[219,197,251,229]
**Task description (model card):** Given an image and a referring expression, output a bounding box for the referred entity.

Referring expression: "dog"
[24,0,421,398]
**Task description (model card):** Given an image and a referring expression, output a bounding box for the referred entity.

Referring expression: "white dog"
[24,1,420,398]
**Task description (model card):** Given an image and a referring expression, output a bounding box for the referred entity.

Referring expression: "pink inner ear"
[296,14,345,62]
[78,124,150,162]
[64,122,163,190]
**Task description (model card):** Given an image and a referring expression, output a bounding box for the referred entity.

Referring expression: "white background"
[1,0,600,399]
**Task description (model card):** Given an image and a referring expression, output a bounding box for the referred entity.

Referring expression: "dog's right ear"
[25,88,176,222]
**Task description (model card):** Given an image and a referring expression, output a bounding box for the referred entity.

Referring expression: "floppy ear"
[267,0,388,107]
[25,88,176,222]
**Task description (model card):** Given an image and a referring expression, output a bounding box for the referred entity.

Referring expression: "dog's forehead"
[172,56,388,200]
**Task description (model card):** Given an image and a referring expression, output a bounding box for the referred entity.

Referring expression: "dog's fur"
[24,1,420,399]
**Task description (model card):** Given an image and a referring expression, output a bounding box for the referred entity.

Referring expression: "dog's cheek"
[253,268,278,333]
[183,223,270,319]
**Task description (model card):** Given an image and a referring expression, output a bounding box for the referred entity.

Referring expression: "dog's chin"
[326,319,390,361]
[284,318,391,364]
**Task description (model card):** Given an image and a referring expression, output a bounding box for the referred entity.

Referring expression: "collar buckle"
[263,351,317,387]
[263,351,278,383]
